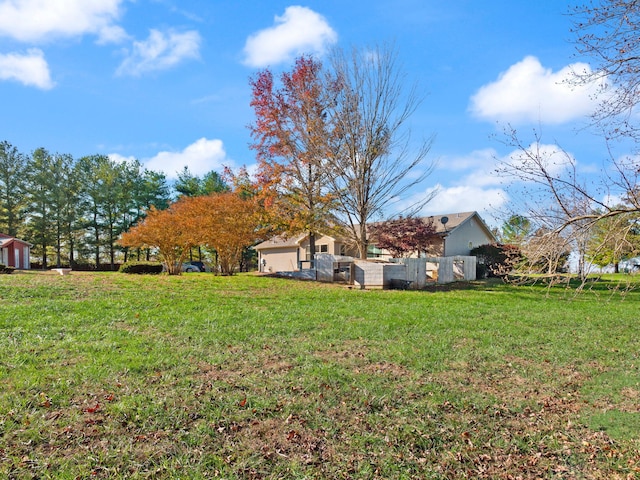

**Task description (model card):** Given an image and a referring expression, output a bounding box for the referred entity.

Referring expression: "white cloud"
[437,148,505,189]
[398,184,508,220]
[387,142,582,222]
[116,29,201,76]
[143,138,231,180]
[0,49,54,89]
[0,0,125,43]
[427,148,511,202]
[108,153,136,164]
[96,24,129,45]
[243,6,337,68]
[470,56,603,124]
[440,148,497,172]
[506,142,576,179]
[398,142,583,225]
[602,193,625,208]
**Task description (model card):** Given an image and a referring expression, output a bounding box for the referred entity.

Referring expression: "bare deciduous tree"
[571,0,640,141]
[565,0,640,220]
[326,45,436,258]
[520,228,572,276]
[497,126,639,277]
[494,2,640,279]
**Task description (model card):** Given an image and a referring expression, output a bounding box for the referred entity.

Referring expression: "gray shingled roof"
[422,211,476,234]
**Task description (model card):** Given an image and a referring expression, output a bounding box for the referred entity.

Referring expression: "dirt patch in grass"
[217,415,334,470]
[436,354,588,403]
[425,355,640,479]
[181,346,640,478]
[361,361,412,377]
[588,387,640,414]
[313,342,368,363]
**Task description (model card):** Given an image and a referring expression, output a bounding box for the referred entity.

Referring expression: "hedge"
[119,261,163,274]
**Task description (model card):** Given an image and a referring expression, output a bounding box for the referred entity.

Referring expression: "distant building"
[0,233,32,269]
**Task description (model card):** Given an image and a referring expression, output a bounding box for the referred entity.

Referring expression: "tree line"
[0,141,229,269]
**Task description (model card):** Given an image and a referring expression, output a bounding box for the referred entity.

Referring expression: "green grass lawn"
[1,271,639,479]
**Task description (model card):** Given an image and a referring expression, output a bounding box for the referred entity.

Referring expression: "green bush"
[119,261,163,274]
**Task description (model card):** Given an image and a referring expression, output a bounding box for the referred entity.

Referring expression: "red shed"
[0,233,32,269]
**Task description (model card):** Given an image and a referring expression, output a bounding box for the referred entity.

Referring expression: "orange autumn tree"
[120,191,263,275]
[191,192,264,275]
[119,198,198,275]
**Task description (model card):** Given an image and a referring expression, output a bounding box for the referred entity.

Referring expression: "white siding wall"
[444,217,493,256]
[261,248,299,273]
[299,235,342,256]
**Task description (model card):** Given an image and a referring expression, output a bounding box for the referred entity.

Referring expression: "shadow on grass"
[420,278,504,292]
[505,274,639,293]
[254,272,640,299]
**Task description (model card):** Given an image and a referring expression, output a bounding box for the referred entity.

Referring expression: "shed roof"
[0,234,33,247]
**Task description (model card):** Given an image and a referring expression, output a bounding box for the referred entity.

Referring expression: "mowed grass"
[0,271,639,479]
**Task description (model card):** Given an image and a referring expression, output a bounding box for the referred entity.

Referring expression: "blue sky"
[0,0,612,225]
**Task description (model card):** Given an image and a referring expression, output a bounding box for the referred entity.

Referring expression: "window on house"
[305,244,328,260]
[367,245,383,258]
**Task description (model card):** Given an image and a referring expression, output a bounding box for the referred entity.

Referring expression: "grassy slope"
[0,271,639,479]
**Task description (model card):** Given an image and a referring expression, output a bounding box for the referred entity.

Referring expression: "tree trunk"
[109,236,115,270]
[357,223,368,259]
[308,231,316,266]
[69,236,75,267]
[56,234,62,267]
[94,232,100,268]
[41,241,48,269]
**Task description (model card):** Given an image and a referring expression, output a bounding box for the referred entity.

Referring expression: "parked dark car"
[188,261,209,272]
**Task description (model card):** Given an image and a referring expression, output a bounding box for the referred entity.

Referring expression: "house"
[255,233,355,273]
[0,233,32,269]
[418,211,496,257]
[255,211,496,273]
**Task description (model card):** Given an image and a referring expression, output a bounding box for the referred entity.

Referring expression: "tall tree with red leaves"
[249,55,338,261]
